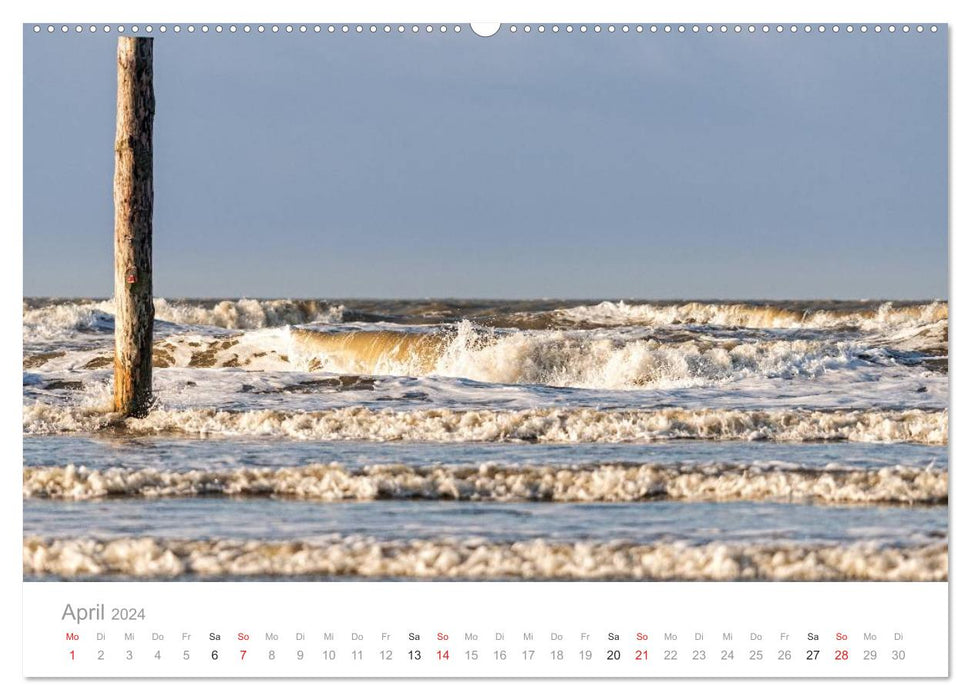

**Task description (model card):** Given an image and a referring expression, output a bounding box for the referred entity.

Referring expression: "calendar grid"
[24,582,949,678]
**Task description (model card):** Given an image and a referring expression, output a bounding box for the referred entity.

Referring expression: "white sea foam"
[23,463,947,504]
[22,297,949,584]
[21,404,947,444]
[150,329,294,371]
[26,323,881,389]
[291,322,909,390]
[23,536,947,581]
[553,300,947,331]
[152,299,344,329]
[24,299,947,335]
[23,299,947,395]
[23,298,344,337]
[26,328,296,374]
[22,300,116,338]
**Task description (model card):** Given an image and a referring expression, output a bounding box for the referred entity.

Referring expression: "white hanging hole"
[470,22,502,37]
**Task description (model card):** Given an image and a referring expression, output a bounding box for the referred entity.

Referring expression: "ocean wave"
[153,299,344,329]
[23,322,946,401]
[23,298,344,336]
[553,300,947,331]
[22,300,116,338]
[291,323,880,389]
[873,320,949,357]
[23,536,947,581]
[23,463,947,504]
[27,323,878,390]
[23,299,948,335]
[22,405,947,444]
[23,329,297,373]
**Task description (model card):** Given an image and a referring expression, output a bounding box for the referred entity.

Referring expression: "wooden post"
[113,37,155,416]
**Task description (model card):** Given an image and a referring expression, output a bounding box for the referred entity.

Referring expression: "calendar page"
[19,5,951,687]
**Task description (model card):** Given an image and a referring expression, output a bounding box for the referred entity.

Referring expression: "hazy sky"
[24,26,947,299]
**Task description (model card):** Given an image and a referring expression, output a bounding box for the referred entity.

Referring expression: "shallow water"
[24,435,947,472]
[22,298,949,580]
[24,499,946,545]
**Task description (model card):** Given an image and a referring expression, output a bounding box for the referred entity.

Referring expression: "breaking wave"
[23,463,947,505]
[553,300,947,331]
[23,298,344,336]
[152,299,344,329]
[30,324,889,390]
[24,299,947,336]
[22,301,116,338]
[23,536,947,581]
[22,405,947,444]
[291,324,884,389]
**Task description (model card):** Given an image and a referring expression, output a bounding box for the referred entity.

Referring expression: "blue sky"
[23,26,947,299]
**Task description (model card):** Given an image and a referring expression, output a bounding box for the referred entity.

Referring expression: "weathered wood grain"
[113,37,154,416]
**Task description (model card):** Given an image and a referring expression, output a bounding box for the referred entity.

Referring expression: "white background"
[2,0,965,697]
[22,582,951,677]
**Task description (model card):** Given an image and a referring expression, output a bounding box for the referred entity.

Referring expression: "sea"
[22,298,948,581]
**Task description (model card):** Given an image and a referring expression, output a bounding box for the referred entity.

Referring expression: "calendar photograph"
[23,23,948,585]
